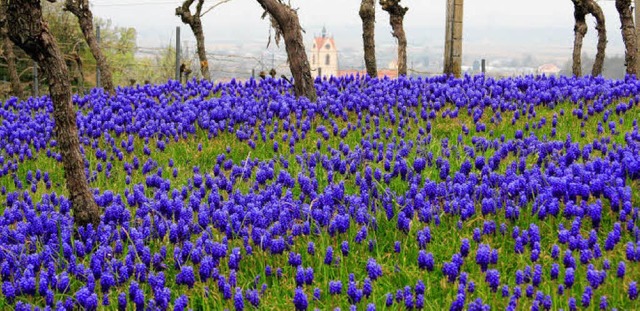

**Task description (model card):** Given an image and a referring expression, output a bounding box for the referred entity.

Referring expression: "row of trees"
[571,0,640,77]
[174,0,412,102]
[5,1,640,101]
[0,0,115,96]
[2,0,640,227]
[0,2,179,100]
[0,0,413,227]
[176,0,640,100]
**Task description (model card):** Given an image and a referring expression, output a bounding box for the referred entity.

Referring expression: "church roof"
[313,36,336,51]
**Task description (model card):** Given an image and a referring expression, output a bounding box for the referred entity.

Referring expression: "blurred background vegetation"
[0,2,176,98]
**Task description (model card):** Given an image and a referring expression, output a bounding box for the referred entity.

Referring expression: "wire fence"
[0,28,293,98]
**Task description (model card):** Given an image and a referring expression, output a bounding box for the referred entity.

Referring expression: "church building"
[309,27,338,78]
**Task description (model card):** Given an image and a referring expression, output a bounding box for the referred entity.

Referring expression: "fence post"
[175,26,181,82]
[96,25,101,88]
[33,61,38,97]
[481,59,486,74]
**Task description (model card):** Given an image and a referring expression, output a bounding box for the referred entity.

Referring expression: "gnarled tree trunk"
[4,0,100,227]
[571,0,588,76]
[380,0,408,76]
[257,0,317,102]
[615,0,637,76]
[0,2,24,98]
[586,0,606,76]
[64,0,115,94]
[2,31,24,98]
[571,0,606,77]
[636,0,640,73]
[176,0,211,81]
[360,0,377,78]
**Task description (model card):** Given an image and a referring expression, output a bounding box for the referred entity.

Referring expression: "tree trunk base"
[7,0,100,227]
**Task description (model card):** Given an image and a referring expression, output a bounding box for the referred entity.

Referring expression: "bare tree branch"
[200,0,232,17]
[176,0,213,80]
[64,0,115,93]
[262,9,283,48]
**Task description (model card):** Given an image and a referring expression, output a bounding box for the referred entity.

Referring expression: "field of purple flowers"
[0,74,639,310]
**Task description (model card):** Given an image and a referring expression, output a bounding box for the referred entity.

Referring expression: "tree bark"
[615,0,637,76]
[176,0,211,81]
[257,0,317,102]
[0,2,24,98]
[2,31,24,98]
[586,0,606,76]
[4,0,100,227]
[635,0,640,73]
[380,0,408,76]
[72,52,85,94]
[359,0,377,78]
[64,0,115,94]
[2,38,24,98]
[571,0,588,76]
[571,0,607,77]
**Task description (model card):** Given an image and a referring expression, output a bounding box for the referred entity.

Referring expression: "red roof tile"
[313,37,336,51]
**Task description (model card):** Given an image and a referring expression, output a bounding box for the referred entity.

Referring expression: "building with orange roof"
[536,63,561,76]
[309,27,339,78]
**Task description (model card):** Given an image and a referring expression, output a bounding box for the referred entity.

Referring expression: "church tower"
[309,27,338,78]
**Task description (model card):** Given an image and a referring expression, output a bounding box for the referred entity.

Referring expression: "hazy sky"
[91,0,628,58]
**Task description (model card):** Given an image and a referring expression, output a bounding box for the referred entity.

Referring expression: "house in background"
[537,63,561,76]
[309,27,339,78]
[309,27,399,79]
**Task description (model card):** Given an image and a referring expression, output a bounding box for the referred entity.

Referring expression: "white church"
[309,27,338,78]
